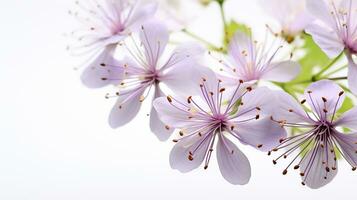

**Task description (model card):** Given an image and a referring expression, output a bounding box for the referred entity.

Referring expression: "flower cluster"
[69,0,357,189]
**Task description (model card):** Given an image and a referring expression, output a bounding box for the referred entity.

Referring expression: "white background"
[0,0,355,199]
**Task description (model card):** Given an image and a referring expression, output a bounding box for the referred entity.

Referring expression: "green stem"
[182,29,222,52]
[217,0,229,46]
[322,64,348,78]
[313,52,344,80]
[328,76,348,81]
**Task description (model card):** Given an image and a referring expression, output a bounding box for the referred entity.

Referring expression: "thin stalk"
[313,52,344,79]
[182,29,222,52]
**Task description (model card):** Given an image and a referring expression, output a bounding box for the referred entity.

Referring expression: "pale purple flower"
[259,0,312,42]
[306,0,357,94]
[68,0,156,70]
[82,20,207,141]
[153,75,286,184]
[269,80,357,189]
[218,31,300,86]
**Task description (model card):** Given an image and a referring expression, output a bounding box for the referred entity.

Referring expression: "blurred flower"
[306,0,357,94]
[68,0,156,68]
[269,80,357,189]
[218,31,300,86]
[259,0,312,42]
[81,20,208,141]
[148,0,210,31]
[154,76,285,184]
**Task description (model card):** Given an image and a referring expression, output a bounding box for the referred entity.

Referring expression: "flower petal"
[271,90,312,124]
[347,56,357,95]
[216,135,251,185]
[334,132,357,167]
[261,61,300,82]
[108,89,144,128]
[169,134,211,173]
[334,107,357,130]
[162,63,215,96]
[233,117,287,151]
[140,20,169,68]
[150,85,173,141]
[237,87,274,118]
[300,142,338,189]
[306,0,335,27]
[81,45,123,88]
[153,96,196,128]
[304,80,345,117]
[124,2,157,31]
[305,24,344,58]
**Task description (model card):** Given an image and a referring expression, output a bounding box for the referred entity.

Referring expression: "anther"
[165,125,170,130]
[167,96,172,103]
[294,165,299,170]
[352,167,356,171]
[173,139,178,143]
[273,160,277,165]
[282,169,288,175]
[188,155,194,161]
[307,91,312,94]
[187,96,192,104]
[288,109,294,112]
[239,79,244,83]
[301,182,305,186]
[301,99,306,104]
[100,63,106,67]
[325,167,330,172]
[179,131,184,136]
[257,144,263,148]
[339,91,344,96]
[230,126,235,131]
[255,115,260,120]
[246,87,252,92]
[204,165,208,170]
[268,151,271,156]
[256,107,261,111]
[300,172,305,177]
[101,78,107,81]
[220,88,226,93]
[322,97,327,102]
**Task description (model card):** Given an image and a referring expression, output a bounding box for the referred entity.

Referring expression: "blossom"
[81,20,208,141]
[218,31,300,86]
[259,0,312,42]
[305,0,357,94]
[153,75,286,184]
[269,80,357,189]
[145,0,209,31]
[68,0,156,71]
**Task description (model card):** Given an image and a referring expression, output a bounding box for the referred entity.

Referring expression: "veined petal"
[304,80,345,117]
[334,132,357,167]
[300,142,338,189]
[108,88,144,128]
[150,85,173,141]
[270,90,312,124]
[305,24,344,58]
[334,107,357,130]
[347,56,357,95]
[81,45,122,88]
[216,134,251,185]
[233,117,287,151]
[261,61,300,82]
[170,134,211,173]
[162,64,215,96]
[153,96,197,128]
[237,87,274,117]
[124,1,157,31]
[228,32,250,70]
[306,0,335,27]
[140,20,169,68]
